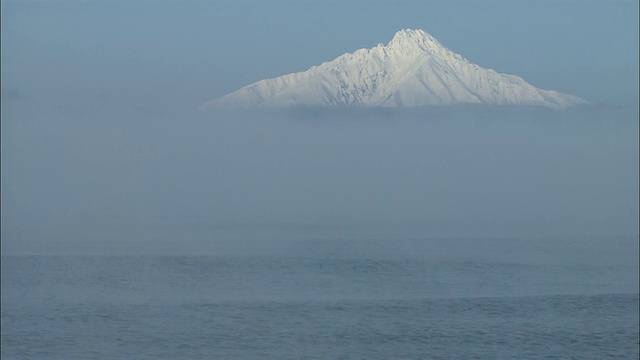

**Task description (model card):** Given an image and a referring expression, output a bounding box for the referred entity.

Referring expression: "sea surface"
[2,236,638,359]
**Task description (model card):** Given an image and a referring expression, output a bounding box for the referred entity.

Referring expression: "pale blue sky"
[1,0,638,113]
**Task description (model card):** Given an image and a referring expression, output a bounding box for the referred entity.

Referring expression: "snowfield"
[203,29,588,110]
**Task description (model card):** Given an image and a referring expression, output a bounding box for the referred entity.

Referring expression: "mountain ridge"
[203,29,588,110]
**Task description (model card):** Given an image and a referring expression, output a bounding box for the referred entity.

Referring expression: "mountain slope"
[203,29,588,109]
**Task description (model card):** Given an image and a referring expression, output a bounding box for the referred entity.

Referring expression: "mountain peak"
[390,29,429,42]
[388,28,439,52]
[203,29,588,109]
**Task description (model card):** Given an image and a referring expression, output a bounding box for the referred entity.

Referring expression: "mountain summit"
[203,29,587,109]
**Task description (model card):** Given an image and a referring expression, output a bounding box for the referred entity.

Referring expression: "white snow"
[202,29,588,110]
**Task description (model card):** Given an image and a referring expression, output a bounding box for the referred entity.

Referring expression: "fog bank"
[2,105,638,254]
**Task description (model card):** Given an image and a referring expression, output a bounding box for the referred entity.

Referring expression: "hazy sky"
[1,0,638,254]
[1,0,638,112]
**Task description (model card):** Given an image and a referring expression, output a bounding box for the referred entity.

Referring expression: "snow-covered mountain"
[203,29,587,109]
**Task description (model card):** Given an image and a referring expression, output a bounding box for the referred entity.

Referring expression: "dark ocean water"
[2,237,638,359]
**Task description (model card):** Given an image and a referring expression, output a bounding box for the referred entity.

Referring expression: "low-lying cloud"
[2,105,638,254]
